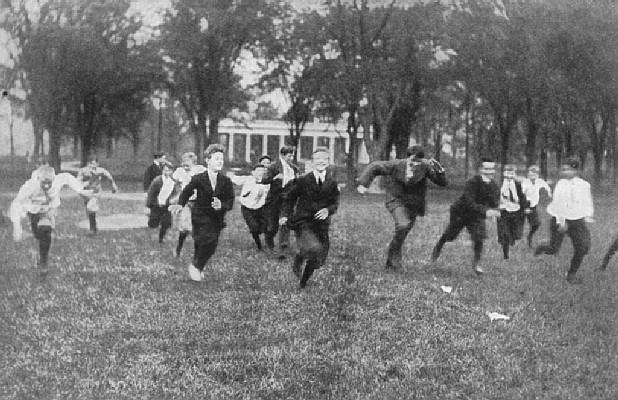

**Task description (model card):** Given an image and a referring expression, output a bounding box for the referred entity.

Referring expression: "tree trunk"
[73,135,80,159]
[525,97,538,167]
[540,128,548,179]
[464,101,470,180]
[48,128,62,172]
[32,118,44,157]
[209,118,220,146]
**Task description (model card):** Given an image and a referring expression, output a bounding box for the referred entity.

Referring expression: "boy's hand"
[168,205,183,214]
[357,185,368,195]
[273,173,283,180]
[314,208,329,220]
[557,219,567,232]
[211,197,222,210]
[112,184,118,194]
[584,216,595,224]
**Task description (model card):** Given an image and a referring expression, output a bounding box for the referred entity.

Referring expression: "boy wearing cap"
[146,162,178,243]
[521,165,552,247]
[261,146,299,254]
[357,145,447,269]
[431,158,500,275]
[171,152,206,257]
[231,164,271,250]
[169,144,235,282]
[77,154,118,235]
[534,157,593,283]
[496,164,527,260]
[258,155,272,168]
[280,147,340,288]
[10,166,84,269]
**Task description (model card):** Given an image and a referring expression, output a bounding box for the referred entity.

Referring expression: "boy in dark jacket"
[357,145,447,269]
[431,158,500,275]
[281,147,340,289]
[496,164,527,259]
[146,162,178,243]
[170,144,235,282]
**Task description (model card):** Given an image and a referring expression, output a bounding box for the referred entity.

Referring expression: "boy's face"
[252,167,266,182]
[407,154,422,167]
[281,152,294,163]
[181,158,194,171]
[312,151,330,172]
[503,170,516,180]
[40,178,53,192]
[260,158,271,168]
[207,152,224,172]
[479,162,496,180]
[88,160,98,169]
[528,170,538,180]
[560,164,577,179]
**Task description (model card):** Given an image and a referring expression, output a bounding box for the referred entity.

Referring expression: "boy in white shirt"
[534,157,593,283]
[496,164,527,260]
[77,154,118,235]
[231,164,270,250]
[521,165,552,247]
[171,152,206,257]
[10,166,84,269]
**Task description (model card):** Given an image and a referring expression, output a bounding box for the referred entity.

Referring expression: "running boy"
[76,154,118,235]
[146,161,178,243]
[231,164,270,250]
[496,164,527,260]
[521,165,552,247]
[534,157,593,283]
[431,158,500,275]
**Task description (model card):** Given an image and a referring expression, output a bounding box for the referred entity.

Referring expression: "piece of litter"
[486,312,510,321]
[440,285,453,293]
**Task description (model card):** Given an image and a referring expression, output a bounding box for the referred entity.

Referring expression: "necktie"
[318,176,323,188]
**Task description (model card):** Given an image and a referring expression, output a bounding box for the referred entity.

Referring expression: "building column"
[329,137,335,162]
[228,133,234,161]
[245,134,251,163]
[262,134,268,157]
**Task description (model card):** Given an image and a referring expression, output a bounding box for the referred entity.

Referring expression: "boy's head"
[161,161,174,177]
[204,144,225,172]
[478,157,496,181]
[252,164,267,182]
[35,154,49,168]
[1,90,8,97]
[527,165,540,180]
[312,147,330,173]
[153,152,165,163]
[181,152,197,171]
[37,166,55,191]
[280,146,295,163]
[258,155,272,167]
[87,154,98,168]
[503,164,517,180]
[406,145,425,164]
[560,157,579,179]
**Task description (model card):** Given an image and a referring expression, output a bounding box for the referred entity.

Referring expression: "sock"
[251,232,262,250]
[38,226,52,267]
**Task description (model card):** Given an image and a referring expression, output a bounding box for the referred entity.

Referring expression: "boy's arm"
[146,178,160,208]
[261,164,281,185]
[357,160,398,187]
[326,182,340,216]
[177,176,198,207]
[582,182,594,220]
[461,179,491,216]
[281,178,301,219]
[101,168,118,192]
[426,162,448,187]
[219,178,235,212]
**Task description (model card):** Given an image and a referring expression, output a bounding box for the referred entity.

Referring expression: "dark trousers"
[192,222,222,270]
[535,217,590,275]
[28,213,52,267]
[497,210,524,259]
[295,222,330,286]
[386,205,417,267]
[601,234,618,270]
[433,210,486,267]
[525,207,541,244]
[242,206,266,249]
[148,206,173,243]
[264,202,290,250]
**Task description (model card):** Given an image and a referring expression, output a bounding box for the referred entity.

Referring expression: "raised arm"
[426,161,448,187]
[101,168,118,192]
[357,160,399,187]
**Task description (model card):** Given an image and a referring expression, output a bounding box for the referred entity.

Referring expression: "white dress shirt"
[314,170,326,185]
[546,177,593,223]
[281,158,296,187]
[157,175,175,206]
[522,178,551,208]
[208,171,218,191]
[236,176,269,209]
[499,179,520,212]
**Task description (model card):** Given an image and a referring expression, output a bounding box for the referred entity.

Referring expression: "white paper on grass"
[486,312,510,321]
[440,286,453,293]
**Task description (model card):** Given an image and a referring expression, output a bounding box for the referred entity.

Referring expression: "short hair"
[503,164,517,172]
[37,166,55,182]
[87,154,98,163]
[528,164,540,173]
[258,155,271,163]
[181,152,197,162]
[479,157,494,166]
[153,152,165,159]
[564,156,580,169]
[312,147,329,156]
[406,145,425,159]
[253,163,267,170]
[280,146,295,156]
[1,90,8,96]
[204,144,225,159]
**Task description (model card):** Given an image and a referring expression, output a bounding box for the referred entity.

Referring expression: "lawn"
[0,185,617,399]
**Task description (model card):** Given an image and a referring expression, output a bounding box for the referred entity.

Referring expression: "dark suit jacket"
[178,171,235,229]
[146,176,180,208]
[143,163,162,192]
[451,175,499,219]
[282,170,340,229]
[358,159,447,216]
[261,159,299,207]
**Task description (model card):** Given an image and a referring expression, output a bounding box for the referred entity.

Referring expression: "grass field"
[1,185,617,399]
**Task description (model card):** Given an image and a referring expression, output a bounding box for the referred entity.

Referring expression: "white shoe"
[188,264,202,282]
